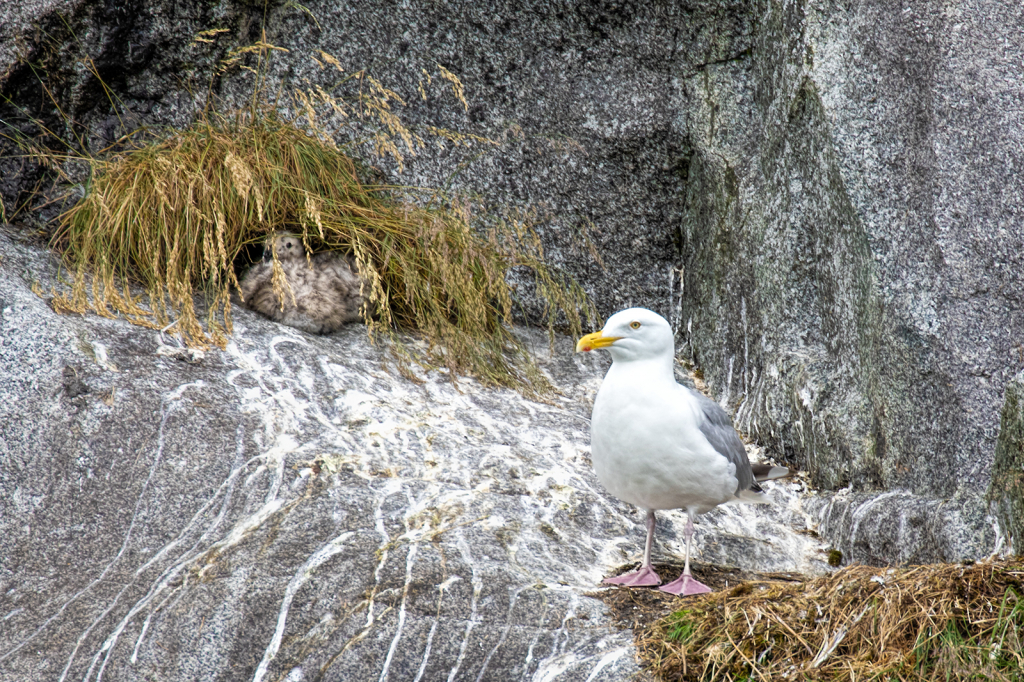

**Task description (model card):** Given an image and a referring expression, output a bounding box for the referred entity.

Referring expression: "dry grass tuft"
[36,40,595,395]
[49,109,592,393]
[636,560,1024,682]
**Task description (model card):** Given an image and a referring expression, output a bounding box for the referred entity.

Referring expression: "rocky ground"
[0,229,830,681]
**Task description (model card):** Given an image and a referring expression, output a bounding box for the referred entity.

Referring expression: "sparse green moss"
[539,523,559,541]
[664,609,700,644]
[988,373,1024,551]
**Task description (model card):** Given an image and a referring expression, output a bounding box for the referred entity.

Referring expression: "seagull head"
[263,233,305,262]
[575,308,674,363]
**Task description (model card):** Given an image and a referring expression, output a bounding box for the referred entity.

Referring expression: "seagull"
[576,307,788,595]
[239,233,366,334]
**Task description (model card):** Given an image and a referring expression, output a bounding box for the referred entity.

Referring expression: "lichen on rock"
[988,371,1024,555]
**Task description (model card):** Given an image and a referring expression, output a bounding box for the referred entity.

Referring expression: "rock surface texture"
[677,0,1022,563]
[0,232,826,680]
[1,0,1021,651]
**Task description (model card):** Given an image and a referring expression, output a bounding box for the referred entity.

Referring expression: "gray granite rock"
[1,0,1020,573]
[675,0,1021,561]
[806,488,999,566]
[0,231,825,680]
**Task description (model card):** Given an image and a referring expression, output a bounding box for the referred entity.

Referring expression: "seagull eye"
[630,321,641,329]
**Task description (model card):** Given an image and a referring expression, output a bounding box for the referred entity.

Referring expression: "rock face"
[677,0,1023,563]
[0,231,827,680]
[0,0,1020,599]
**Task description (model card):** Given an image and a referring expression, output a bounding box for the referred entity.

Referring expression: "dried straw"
[40,42,595,395]
[640,560,1024,682]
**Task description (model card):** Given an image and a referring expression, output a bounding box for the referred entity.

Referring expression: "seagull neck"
[609,355,676,383]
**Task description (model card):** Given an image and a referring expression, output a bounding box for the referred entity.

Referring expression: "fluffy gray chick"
[239,234,366,334]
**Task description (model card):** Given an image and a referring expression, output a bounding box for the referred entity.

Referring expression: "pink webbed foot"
[602,564,662,587]
[659,574,712,596]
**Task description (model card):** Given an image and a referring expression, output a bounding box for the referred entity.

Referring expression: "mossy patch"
[988,373,1024,551]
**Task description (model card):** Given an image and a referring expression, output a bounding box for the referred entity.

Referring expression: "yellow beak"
[576,330,621,353]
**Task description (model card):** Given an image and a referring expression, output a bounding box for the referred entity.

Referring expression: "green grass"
[908,587,1024,682]
[665,610,699,644]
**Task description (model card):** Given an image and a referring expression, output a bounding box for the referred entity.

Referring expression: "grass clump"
[639,560,1024,682]
[49,109,592,393]
[39,40,595,395]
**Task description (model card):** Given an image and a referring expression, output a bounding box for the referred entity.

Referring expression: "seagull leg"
[603,510,661,587]
[659,511,712,596]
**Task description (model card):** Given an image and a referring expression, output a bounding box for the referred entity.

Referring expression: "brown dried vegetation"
[629,560,1024,682]
[29,38,594,395]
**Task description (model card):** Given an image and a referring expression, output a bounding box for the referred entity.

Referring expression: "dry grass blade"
[638,560,1024,682]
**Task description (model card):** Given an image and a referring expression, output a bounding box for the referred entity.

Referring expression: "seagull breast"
[590,365,740,513]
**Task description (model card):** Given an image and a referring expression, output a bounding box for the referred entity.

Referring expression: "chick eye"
[630,321,641,329]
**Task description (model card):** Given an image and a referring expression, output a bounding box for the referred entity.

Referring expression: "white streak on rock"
[446,530,483,682]
[129,583,181,664]
[583,645,631,682]
[523,599,551,672]
[378,515,421,682]
[474,585,527,682]
[412,579,460,682]
[45,381,205,682]
[251,531,356,682]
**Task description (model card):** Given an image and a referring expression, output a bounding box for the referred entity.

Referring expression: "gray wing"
[687,387,759,495]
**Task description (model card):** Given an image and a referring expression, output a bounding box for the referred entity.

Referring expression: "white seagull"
[576,307,788,595]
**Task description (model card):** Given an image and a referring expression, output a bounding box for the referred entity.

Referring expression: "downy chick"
[239,234,366,334]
